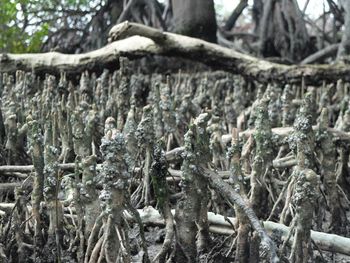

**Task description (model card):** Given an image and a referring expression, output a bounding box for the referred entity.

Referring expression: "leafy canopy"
[0,0,93,53]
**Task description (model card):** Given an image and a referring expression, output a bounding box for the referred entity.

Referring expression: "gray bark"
[259,0,312,62]
[337,0,350,59]
[1,22,350,84]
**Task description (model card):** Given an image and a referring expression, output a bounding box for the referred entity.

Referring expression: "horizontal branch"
[124,206,350,256]
[273,155,297,169]
[0,125,347,175]
[300,43,340,65]
[1,21,350,84]
[222,126,350,144]
[2,203,349,255]
[0,163,75,173]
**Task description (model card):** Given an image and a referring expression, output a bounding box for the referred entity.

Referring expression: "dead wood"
[1,22,350,84]
[2,202,350,256]
[198,166,279,263]
[300,43,340,64]
[123,206,350,256]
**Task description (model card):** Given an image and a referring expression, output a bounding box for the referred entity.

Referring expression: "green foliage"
[0,0,48,53]
[27,23,49,52]
[0,0,94,53]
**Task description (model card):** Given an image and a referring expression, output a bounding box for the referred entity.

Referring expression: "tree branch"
[300,43,339,64]
[2,22,350,84]
[117,0,141,24]
[223,0,248,31]
[123,206,350,256]
[198,166,279,263]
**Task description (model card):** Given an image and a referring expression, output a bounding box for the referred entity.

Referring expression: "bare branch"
[300,43,339,64]
[2,22,350,84]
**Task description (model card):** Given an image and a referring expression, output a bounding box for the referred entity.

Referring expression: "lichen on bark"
[175,112,211,262]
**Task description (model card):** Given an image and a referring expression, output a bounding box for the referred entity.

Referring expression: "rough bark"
[229,129,251,263]
[258,0,312,62]
[26,117,45,261]
[316,108,346,234]
[175,113,211,262]
[249,98,273,218]
[150,141,174,262]
[288,167,319,263]
[2,22,350,84]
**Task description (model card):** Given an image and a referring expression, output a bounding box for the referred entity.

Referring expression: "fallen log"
[124,206,350,256]
[1,21,350,84]
[222,126,350,143]
[1,202,348,256]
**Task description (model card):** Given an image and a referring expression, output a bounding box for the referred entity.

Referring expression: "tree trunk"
[337,0,350,59]
[253,0,263,34]
[258,0,312,62]
[171,0,217,43]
